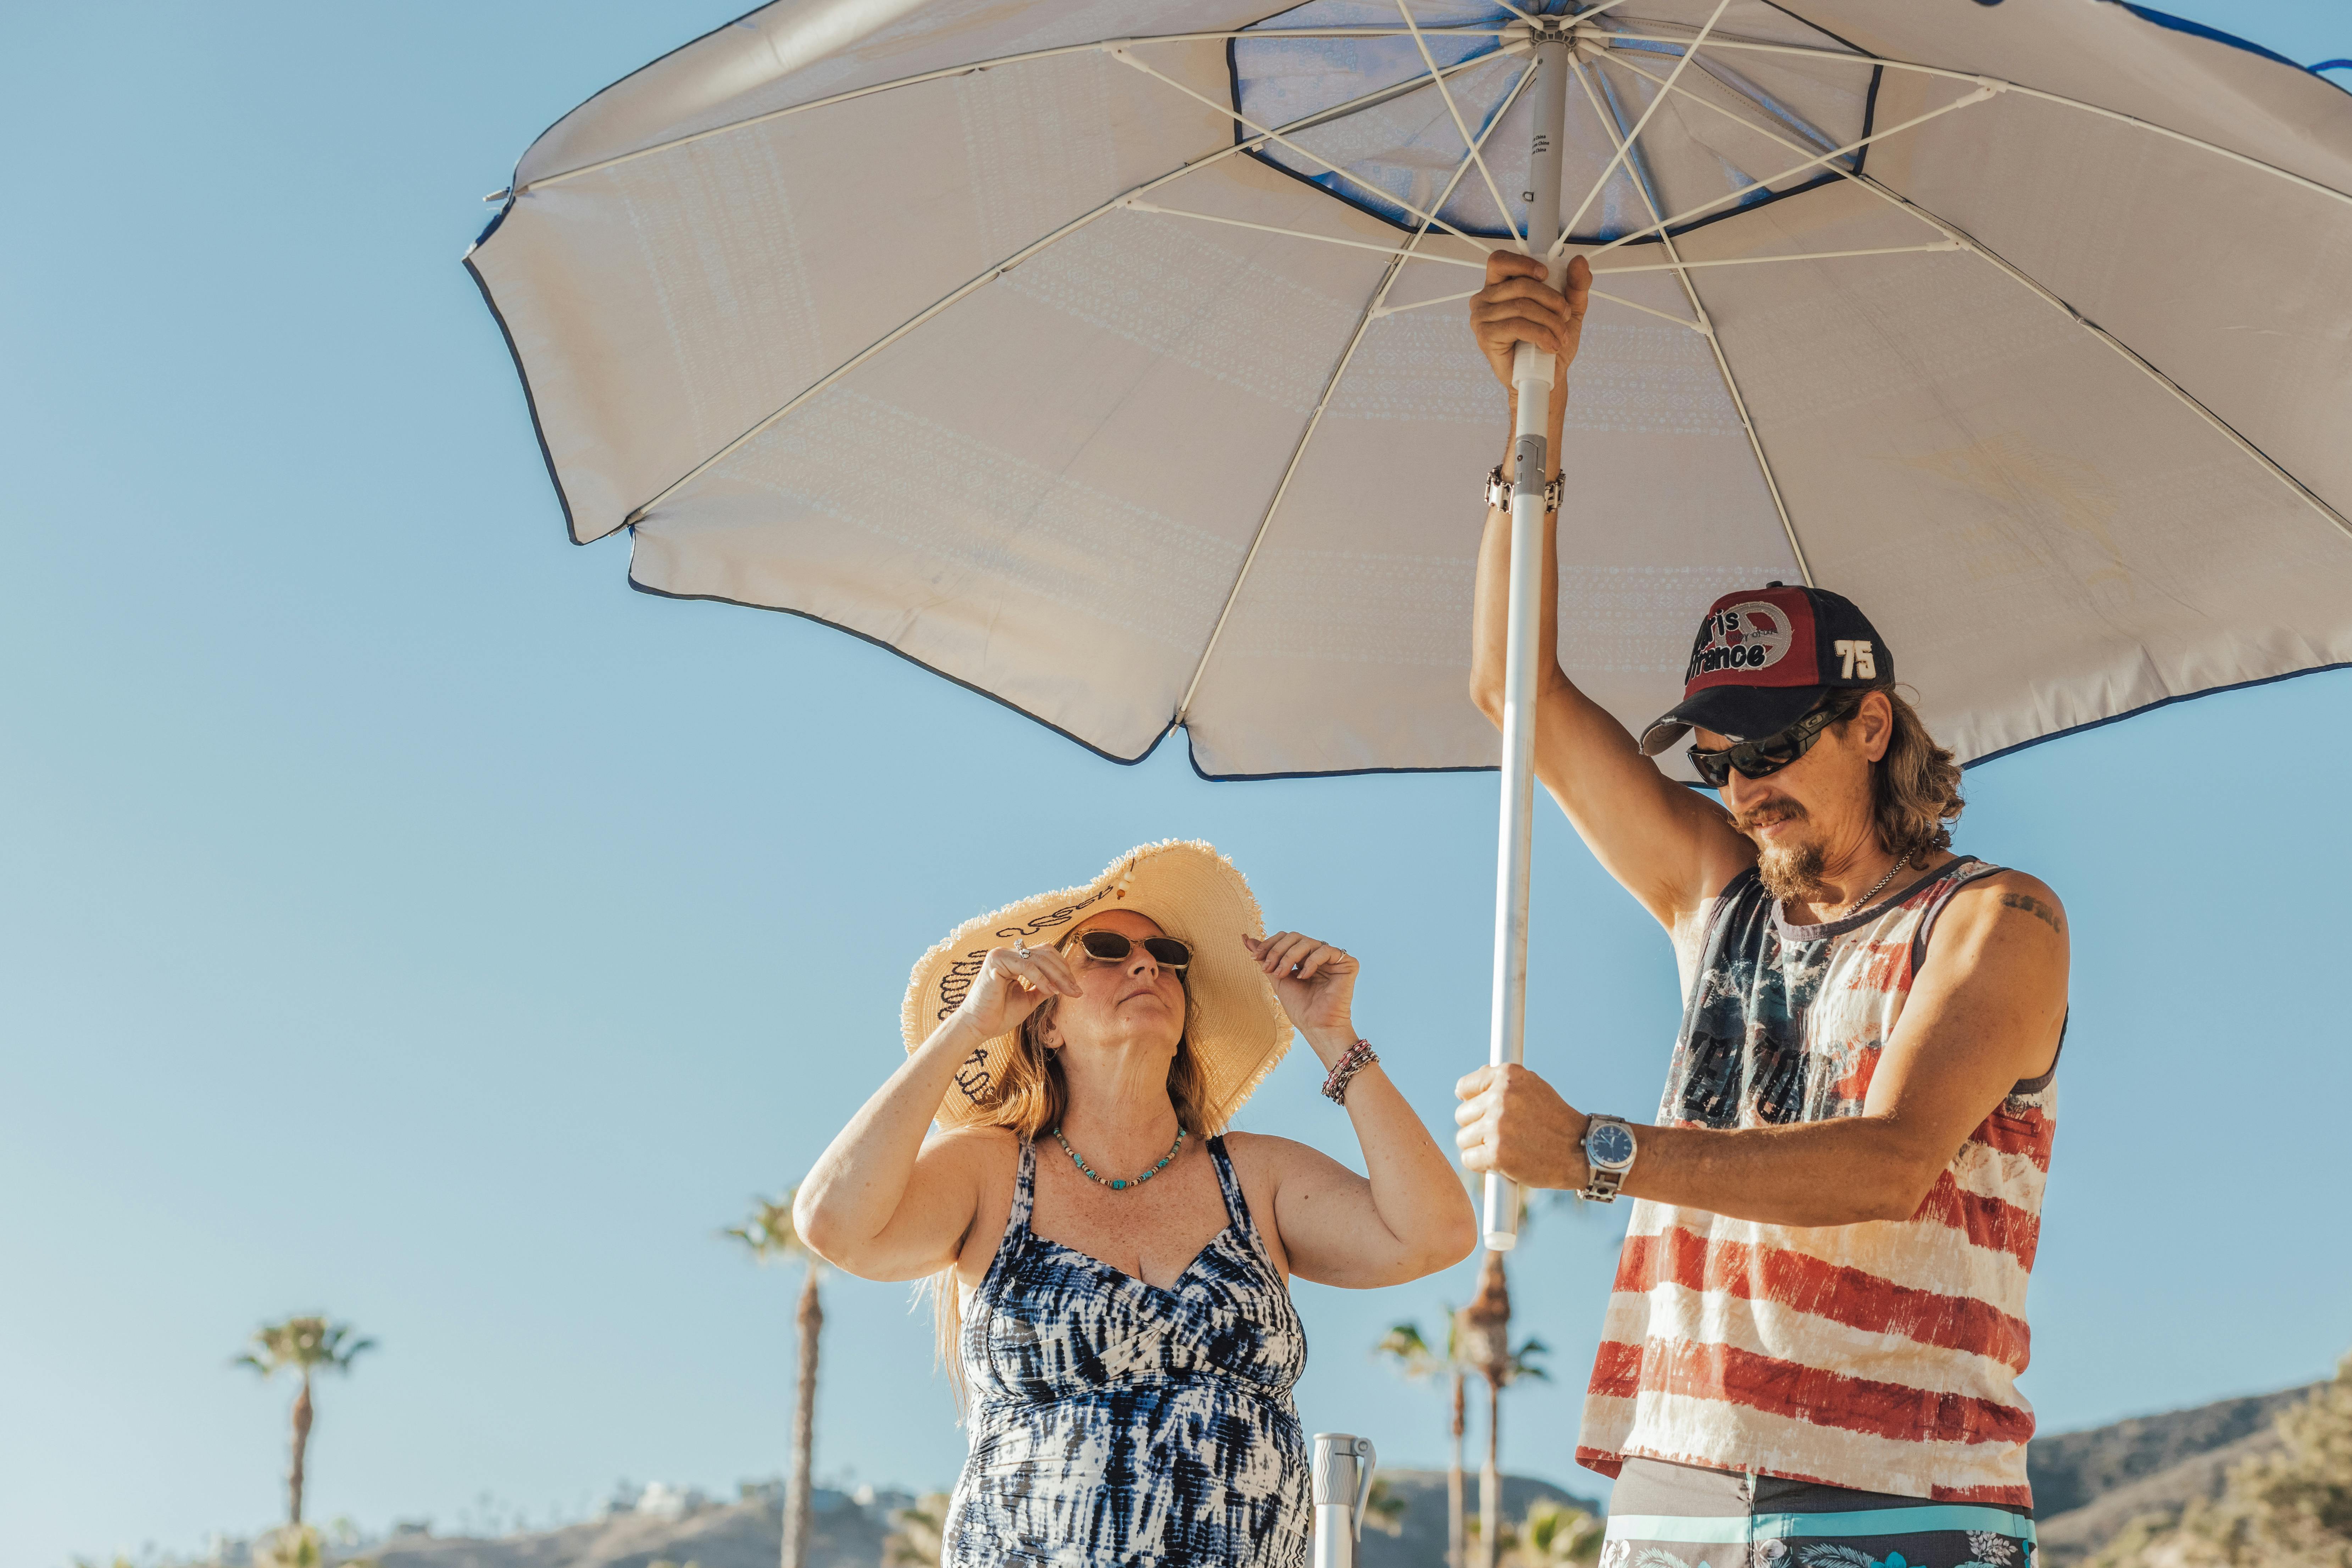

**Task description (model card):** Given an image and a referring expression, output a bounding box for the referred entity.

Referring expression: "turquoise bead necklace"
[1054,1126,1187,1191]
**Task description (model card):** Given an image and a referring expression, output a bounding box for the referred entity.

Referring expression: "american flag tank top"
[1578,856,2059,1505]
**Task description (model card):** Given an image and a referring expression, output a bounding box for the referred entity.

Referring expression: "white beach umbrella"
[467,0,2352,1240]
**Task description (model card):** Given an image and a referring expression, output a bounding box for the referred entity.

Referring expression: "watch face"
[1589,1121,1636,1170]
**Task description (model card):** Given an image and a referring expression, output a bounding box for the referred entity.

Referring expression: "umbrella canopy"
[467,0,2352,781]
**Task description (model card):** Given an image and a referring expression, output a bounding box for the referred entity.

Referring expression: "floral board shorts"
[1600,1458,2036,1568]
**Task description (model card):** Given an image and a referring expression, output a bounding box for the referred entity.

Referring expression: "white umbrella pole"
[1483,27,1569,1253]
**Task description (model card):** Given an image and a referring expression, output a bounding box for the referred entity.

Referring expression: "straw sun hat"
[901,841,1293,1133]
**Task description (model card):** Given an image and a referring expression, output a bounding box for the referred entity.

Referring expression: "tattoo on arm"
[2000,891,2065,936]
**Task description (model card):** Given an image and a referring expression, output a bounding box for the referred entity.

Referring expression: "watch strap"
[1581,1113,1635,1203]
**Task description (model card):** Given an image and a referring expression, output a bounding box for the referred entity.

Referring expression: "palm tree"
[727,1190,825,1568]
[234,1315,374,1530]
[1375,1317,1473,1568]
[1511,1499,1604,1567]
[1457,1250,1550,1568]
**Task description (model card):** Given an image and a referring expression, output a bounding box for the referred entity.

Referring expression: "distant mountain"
[327,1386,2329,1568]
[1364,1468,1602,1568]
[2028,1383,2322,1564]
[360,1470,1600,1568]
[370,1487,888,1568]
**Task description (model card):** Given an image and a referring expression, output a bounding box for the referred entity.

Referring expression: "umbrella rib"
[1124,203,1491,268]
[1556,0,1736,256]
[1606,52,2352,546]
[617,60,1508,526]
[1373,284,1713,334]
[1491,0,1687,29]
[1591,243,1962,273]
[1110,47,1508,255]
[1601,48,1961,248]
[1851,176,2352,546]
[1173,59,1542,728]
[1570,54,1811,584]
[1398,0,1525,246]
[1571,84,2006,261]
[512,28,1510,193]
[1599,33,2352,212]
[1123,201,1874,307]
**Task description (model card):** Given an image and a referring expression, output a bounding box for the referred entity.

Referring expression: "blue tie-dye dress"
[943,1135,1311,1567]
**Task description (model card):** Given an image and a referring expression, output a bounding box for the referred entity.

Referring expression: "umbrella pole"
[1483,25,1569,1253]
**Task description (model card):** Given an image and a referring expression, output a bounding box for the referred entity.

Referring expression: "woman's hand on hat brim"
[1244,930,1358,1053]
[958,943,1081,1039]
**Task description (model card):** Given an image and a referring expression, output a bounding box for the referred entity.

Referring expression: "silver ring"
[1013,940,1031,960]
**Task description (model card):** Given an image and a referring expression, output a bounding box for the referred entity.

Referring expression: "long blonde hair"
[925,929,1213,1407]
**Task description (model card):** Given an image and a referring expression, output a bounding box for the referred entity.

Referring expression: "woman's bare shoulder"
[1219,1129,1342,1180]
[924,1122,1021,1168]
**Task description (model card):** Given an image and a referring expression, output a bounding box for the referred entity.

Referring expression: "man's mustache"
[1731,799,1808,836]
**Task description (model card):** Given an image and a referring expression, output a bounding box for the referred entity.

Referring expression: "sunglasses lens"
[1692,726,1810,785]
[1077,931,1191,968]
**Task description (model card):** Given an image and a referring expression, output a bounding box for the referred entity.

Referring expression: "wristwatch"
[1581,1114,1638,1202]
[1485,464,1565,515]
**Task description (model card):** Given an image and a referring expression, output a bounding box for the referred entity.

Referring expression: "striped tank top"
[1578,856,2059,1505]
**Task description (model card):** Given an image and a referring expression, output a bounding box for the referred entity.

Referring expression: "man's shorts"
[1600,1457,2038,1568]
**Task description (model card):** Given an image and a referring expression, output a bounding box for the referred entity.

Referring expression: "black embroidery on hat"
[952,1045,992,1104]
[935,885,1123,1022]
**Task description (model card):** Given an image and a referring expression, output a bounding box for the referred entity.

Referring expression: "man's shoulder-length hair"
[1837,683,1964,861]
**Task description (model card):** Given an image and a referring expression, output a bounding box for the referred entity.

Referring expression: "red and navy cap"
[1637,583,1893,757]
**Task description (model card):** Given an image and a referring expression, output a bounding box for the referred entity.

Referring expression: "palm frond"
[724,1190,818,1268]
[1503,1335,1551,1385]
[1517,1498,1605,1565]
[235,1316,374,1378]
[1374,1320,1438,1378]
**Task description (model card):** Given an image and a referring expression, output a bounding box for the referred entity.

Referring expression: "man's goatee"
[1756,841,1828,903]
[1731,802,1827,903]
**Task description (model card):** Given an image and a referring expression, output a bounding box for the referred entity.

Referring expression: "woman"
[795,840,1474,1567]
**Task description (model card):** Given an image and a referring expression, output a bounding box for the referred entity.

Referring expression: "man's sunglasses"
[1067,930,1192,969]
[1686,696,1858,789]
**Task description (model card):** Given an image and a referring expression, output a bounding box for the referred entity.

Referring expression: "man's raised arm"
[1466,252,1752,931]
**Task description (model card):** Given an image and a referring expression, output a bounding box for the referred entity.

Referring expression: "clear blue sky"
[4,4,2348,1563]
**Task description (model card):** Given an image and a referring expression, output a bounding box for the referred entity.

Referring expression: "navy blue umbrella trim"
[626,549,2348,783]
[1963,661,2352,769]
[1223,5,1884,245]
[463,247,584,546]
[502,1,779,196]
[2105,2,2304,69]
[625,568,1179,769]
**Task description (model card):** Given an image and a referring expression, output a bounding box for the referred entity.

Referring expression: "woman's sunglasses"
[1068,930,1192,969]
[1686,696,1858,789]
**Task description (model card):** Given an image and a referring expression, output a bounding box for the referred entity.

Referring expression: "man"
[1454,251,2070,1554]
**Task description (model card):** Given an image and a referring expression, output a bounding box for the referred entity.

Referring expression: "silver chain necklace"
[1828,852,1908,919]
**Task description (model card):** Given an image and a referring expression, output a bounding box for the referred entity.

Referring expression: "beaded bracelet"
[1321,1039,1379,1106]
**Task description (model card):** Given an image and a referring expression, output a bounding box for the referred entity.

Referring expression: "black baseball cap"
[1638,583,1894,756]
